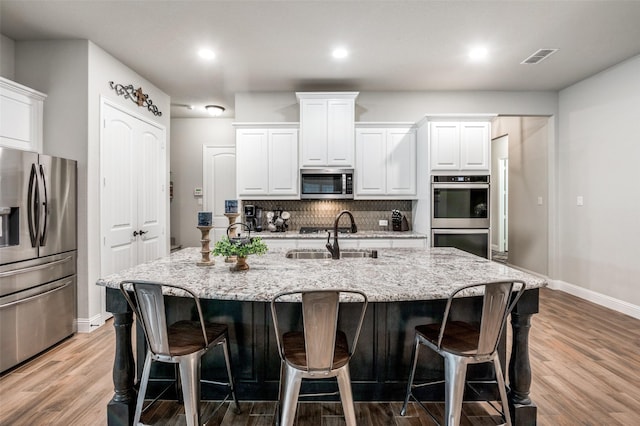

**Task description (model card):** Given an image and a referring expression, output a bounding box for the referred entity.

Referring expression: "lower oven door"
[432,229,490,259]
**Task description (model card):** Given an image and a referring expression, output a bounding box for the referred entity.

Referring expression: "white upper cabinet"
[430,121,490,171]
[355,126,417,198]
[0,77,46,153]
[236,125,299,199]
[297,92,358,167]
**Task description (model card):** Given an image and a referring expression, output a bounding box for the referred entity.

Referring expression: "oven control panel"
[432,175,490,183]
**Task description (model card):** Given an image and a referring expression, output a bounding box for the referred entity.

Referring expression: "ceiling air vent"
[521,48,558,65]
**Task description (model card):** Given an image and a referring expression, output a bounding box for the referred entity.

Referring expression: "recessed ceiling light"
[198,48,216,60]
[468,46,488,61]
[332,47,349,59]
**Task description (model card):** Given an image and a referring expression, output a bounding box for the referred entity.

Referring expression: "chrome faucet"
[326,210,358,259]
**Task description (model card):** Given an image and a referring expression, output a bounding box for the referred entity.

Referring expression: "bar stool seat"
[282,331,350,369]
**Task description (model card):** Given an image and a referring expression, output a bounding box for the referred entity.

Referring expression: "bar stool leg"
[179,353,202,426]
[279,365,302,426]
[134,352,153,425]
[493,356,512,426]
[443,353,468,426]
[221,335,241,413]
[337,366,357,426]
[400,336,421,416]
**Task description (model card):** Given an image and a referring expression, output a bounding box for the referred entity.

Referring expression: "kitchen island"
[98,247,545,426]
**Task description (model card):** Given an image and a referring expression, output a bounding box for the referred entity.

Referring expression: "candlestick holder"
[196,225,214,266]
[224,213,241,263]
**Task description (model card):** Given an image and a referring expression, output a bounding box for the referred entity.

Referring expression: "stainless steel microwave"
[300,169,354,199]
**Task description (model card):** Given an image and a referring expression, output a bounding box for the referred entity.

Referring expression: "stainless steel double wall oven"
[431,175,491,258]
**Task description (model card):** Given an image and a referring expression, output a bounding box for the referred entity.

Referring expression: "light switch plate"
[577,196,584,206]
[194,187,203,197]
[379,219,388,226]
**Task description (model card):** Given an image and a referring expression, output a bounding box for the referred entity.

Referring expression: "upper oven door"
[300,169,353,199]
[431,182,490,228]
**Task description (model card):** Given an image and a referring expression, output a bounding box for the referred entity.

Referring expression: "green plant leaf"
[212,236,268,258]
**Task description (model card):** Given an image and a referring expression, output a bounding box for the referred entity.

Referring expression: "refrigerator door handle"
[27,163,39,247]
[0,279,72,309]
[0,255,74,278]
[39,164,49,246]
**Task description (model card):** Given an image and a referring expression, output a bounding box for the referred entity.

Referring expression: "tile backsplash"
[240,200,413,231]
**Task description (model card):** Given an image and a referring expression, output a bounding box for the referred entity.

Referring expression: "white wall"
[557,54,640,313]
[0,34,15,80]
[14,39,170,330]
[235,90,559,122]
[170,118,235,248]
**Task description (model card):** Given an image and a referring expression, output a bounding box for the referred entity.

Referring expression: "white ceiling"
[2,0,640,118]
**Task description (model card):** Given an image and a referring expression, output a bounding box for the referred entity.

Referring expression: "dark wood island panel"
[105,286,539,426]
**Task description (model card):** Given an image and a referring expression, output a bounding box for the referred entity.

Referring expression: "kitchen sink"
[285,249,376,259]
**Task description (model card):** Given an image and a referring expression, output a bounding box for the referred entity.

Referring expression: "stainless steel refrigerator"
[0,147,77,372]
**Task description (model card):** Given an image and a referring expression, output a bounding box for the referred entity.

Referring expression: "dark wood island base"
[105,286,539,426]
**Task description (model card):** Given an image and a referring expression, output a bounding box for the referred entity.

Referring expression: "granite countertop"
[251,230,427,239]
[97,247,546,303]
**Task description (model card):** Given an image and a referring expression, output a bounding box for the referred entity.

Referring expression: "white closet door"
[101,103,138,274]
[137,125,166,263]
[203,146,236,243]
[101,101,167,276]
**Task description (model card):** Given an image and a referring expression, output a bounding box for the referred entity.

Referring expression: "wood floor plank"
[1,288,640,425]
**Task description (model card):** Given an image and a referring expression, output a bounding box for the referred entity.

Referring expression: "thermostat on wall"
[193,187,203,197]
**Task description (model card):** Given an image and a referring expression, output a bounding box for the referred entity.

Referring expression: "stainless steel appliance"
[0,147,77,372]
[431,228,490,259]
[431,175,489,228]
[244,205,257,231]
[300,168,354,199]
[431,175,490,258]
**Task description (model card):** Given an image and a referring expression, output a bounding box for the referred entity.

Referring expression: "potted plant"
[212,236,268,271]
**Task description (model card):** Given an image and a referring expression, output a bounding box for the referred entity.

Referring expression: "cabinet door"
[0,81,45,153]
[268,129,298,195]
[355,128,386,195]
[387,128,416,195]
[430,122,460,170]
[300,99,328,166]
[327,99,355,166]
[236,129,269,196]
[460,122,489,170]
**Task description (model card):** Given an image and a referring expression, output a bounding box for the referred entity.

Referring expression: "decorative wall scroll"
[109,81,162,116]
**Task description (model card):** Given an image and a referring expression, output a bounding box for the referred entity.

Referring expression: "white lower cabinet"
[236,126,298,198]
[355,126,416,198]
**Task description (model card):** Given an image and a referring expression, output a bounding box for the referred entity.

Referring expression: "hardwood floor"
[1,287,639,425]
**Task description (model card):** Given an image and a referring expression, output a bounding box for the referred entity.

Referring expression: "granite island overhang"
[98,247,545,426]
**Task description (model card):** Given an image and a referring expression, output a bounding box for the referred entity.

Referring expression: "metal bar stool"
[270,289,368,426]
[400,280,526,426]
[119,280,240,426]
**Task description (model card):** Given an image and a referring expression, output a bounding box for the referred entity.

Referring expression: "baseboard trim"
[76,313,107,333]
[548,279,640,320]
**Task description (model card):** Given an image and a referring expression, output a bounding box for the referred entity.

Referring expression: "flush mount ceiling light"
[198,48,216,60]
[205,105,225,116]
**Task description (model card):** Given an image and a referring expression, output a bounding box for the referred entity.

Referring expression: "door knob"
[139,230,148,235]
[133,230,139,236]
